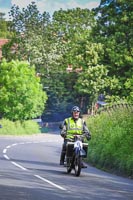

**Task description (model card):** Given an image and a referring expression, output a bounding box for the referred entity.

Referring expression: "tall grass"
[86,107,133,178]
[0,118,41,135]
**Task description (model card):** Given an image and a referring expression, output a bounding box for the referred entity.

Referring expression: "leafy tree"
[0,59,47,120]
[5,1,132,117]
[51,8,97,111]
[75,65,121,106]
[5,6,97,115]
[92,0,133,100]
[3,2,51,65]
[2,2,68,118]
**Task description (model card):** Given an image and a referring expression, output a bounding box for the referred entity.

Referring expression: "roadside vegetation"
[86,107,133,178]
[0,59,47,121]
[0,1,133,178]
[0,119,40,135]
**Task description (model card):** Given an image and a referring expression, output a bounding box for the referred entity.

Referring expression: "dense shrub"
[86,107,133,178]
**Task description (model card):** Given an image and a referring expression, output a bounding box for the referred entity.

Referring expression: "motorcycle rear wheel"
[66,158,72,174]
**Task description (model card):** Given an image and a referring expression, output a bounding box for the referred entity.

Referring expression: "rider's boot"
[60,152,65,165]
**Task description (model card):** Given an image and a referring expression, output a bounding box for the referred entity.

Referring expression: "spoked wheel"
[74,156,82,176]
[66,158,72,174]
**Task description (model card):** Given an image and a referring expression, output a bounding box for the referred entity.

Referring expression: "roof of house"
[0,39,9,47]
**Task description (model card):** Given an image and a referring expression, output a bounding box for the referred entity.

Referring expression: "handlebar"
[67,134,85,142]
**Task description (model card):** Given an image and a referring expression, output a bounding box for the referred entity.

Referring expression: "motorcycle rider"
[59,106,91,166]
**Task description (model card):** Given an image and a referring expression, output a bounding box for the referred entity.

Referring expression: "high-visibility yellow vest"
[65,117,84,139]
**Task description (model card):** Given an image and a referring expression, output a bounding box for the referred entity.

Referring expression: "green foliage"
[75,65,121,105]
[2,1,133,115]
[3,4,98,113]
[0,12,13,39]
[4,2,51,66]
[87,107,133,177]
[125,76,133,102]
[93,0,133,99]
[0,59,47,120]
[0,118,40,135]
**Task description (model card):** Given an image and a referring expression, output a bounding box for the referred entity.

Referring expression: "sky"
[0,0,100,20]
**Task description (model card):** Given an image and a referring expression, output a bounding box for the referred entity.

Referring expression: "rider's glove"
[86,135,91,141]
[61,133,66,138]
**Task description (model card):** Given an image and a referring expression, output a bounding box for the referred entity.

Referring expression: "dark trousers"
[60,139,68,162]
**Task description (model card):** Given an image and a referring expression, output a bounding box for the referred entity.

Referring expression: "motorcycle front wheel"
[74,156,82,176]
[66,158,72,174]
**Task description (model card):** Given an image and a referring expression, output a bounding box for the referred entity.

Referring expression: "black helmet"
[71,106,80,113]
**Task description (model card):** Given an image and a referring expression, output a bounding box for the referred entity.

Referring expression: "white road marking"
[3,149,7,154]
[6,145,11,149]
[34,174,66,191]
[11,161,27,171]
[3,154,10,160]
[2,139,67,191]
[11,143,17,146]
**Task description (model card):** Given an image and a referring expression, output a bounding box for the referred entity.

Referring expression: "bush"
[0,59,47,121]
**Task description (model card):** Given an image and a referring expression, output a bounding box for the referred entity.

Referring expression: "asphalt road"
[0,133,133,200]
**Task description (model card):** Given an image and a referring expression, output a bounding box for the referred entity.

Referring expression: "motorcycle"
[64,135,88,176]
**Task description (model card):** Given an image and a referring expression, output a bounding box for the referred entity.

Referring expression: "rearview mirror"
[59,124,63,129]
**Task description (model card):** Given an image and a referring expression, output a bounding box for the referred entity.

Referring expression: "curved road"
[0,133,132,200]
